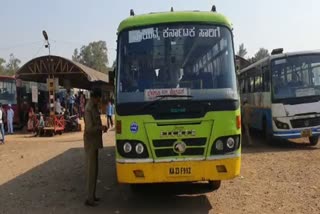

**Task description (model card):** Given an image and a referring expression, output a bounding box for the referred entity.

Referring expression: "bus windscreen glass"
[117,24,238,103]
[272,54,320,100]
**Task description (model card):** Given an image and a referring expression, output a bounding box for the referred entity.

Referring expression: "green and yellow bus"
[115,6,241,190]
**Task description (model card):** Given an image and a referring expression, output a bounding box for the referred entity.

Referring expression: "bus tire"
[208,180,221,191]
[309,136,319,146]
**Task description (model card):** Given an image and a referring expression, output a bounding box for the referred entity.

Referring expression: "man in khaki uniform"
[84,88,105,206]
[242,99,253,146]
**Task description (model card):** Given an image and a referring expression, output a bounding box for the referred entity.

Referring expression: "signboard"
[144,88,190,101]
[31,85,38,103]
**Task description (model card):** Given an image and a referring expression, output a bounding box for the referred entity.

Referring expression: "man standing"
[7,104,14,134]
[83,88,105,207]
[242,99,253,146]
[0,104,5,144]
[106,101,114,129]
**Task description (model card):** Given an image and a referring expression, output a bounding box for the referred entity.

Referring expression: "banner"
[31,85,38,103]
[144,88,190,101]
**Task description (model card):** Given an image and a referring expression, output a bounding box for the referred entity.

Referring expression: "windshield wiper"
[133,95,193,113]
[155,95,193,99]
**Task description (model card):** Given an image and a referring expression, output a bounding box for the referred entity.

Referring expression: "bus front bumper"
[116,156,241,184]
[273,127,320,139]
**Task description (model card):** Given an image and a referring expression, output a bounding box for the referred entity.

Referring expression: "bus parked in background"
[115,6,241,190]
[239,49,320,146]
[0,75,19,127]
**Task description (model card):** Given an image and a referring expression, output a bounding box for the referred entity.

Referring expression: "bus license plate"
[168,167,192,176]
[301,129,312,137]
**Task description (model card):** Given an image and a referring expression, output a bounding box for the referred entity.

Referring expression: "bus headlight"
[123,142,132,153]
[274,119,290,129]
[211,135,241,155]
[117,140,149,158]
[215,140,224,151]
[226,137,235,149]
[135,143,144,154]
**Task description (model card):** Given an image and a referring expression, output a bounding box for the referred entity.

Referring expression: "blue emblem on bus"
[130,122,139,133]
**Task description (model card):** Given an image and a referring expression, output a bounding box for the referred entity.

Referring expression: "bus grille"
[290,117,320,128]
[152,138,206,158]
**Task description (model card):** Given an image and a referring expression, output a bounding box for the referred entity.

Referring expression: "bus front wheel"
[309,136,319,146]
[208,180,221,191]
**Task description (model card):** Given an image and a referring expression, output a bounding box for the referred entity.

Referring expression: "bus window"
[0,79,17,105]
[263,66,271,91]
[312,63,320,86]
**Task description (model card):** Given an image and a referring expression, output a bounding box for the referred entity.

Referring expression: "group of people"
[26,107,45,136]
[55,91,87,118]
[0,103,15,144]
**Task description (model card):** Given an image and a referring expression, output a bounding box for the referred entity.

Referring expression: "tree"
[72,41,109,74]
[237,43,247,58]
[0,58,6,74]
[72,48,81,62]
[250,48,270,63]
[5,54,21,76]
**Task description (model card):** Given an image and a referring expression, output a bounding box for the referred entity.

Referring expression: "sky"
[0,0,319,65]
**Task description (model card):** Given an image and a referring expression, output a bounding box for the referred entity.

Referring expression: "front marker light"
[135,143,144,154]
[123,142,132,153]
[226,137,235,149]
[216,139,224,151]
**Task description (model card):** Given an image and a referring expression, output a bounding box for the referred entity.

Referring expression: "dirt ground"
[0,125,320,214]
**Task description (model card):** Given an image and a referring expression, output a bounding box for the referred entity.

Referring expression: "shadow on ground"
[0,146,213,214]
[241,129,320,154]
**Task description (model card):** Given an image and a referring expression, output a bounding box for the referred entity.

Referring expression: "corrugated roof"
[16,55,111,90]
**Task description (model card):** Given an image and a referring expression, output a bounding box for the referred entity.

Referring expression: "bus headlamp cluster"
[117,140,149,158]
[274,119,289,130]
[212,135,240,154]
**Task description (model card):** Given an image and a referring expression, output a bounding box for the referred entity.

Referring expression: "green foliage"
[249,48,270,63]
[0,54,21,76]
[237,43,247,58]
[0,58,6,74]
[72,41,109,74]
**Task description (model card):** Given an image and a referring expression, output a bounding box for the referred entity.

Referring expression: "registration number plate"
[301,129,312,137]
[168,167,192,176]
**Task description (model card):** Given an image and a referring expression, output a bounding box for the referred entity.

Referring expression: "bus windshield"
[272,54,320,100]
[117,24,238,103]
[0,79,17,105]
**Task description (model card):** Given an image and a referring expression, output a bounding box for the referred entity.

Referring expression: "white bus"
[239,49,320,146]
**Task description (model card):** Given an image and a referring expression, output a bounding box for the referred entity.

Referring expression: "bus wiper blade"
[134,95,193,113]
[156,95,193,98]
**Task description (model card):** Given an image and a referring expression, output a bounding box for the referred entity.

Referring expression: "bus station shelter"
[16,55,113,136]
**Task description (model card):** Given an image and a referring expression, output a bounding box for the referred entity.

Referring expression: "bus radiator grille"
[155,148,205,157]
[290,117,320,128]
[153,138,207,147]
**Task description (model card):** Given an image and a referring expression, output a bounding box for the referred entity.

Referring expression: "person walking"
[7,104,14,134]
[0,104,5,144]
[27,107,35,133]
[83,88,106,207]
[80,93,86,119]
[242,99,253,146]
[55,98,62,115]
[106,101,114,129]
[69,93,75,115]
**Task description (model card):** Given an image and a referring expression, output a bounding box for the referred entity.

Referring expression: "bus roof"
[239,49,320,74]
[118,11,232,33]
